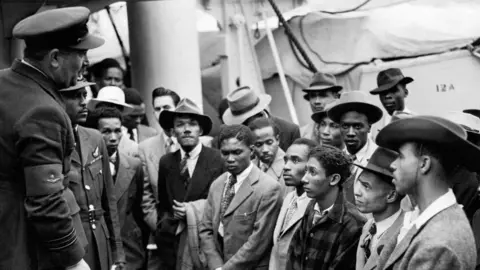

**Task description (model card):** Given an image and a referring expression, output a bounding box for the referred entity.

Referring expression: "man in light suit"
[352,147,403,270]
[249,118,290,195]
[269,138,317,270]
[375,116,479,270]
[199,125,283,269]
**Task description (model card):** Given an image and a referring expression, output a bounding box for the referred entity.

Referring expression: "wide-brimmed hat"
[311,100,339,123]
[354,147,398,180]
[223,86,271,125]
[370,68,413,95]
[376,115,480,171]
[87,86,133,114]
[443,111,480,143]
[59,81,95,92]
[160,98,212,135]
[303,73,343,100]
[464,109,480,120]
[328,91,383,124]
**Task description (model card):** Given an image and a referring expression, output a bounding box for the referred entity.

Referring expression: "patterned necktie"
[220,175,237,218]
[261,162,269,172]
[362,222,377,259]
[180,152,190,188]
[281,197,298,231]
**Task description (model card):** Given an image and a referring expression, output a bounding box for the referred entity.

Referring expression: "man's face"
[153,95,176,120]
[98,117,123,155]
[390,142,419,195]
[379,84,407,115]
[318,116,343,149]
[173,115,202,149]
[123,111,144,130]
[301,157,332,199]
[340,111,370,155]
[308,91,337,113]
[61,88,89,125]
[220,137,252,175]
[54,49,87,88]
[283,144,309,187]
[252,126,279,165]
[99,67,124,89]
[354,170,394,214]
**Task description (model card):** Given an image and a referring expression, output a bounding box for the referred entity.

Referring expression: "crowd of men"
[2,5,480,270]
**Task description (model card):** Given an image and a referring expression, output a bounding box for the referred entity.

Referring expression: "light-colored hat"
[222,86,272,125]
[443,111,480,135]
[87,86,133,114]
[303,73,343,100]
[160,98,212,135]
[328,91,383,124]
[59,81,95,92]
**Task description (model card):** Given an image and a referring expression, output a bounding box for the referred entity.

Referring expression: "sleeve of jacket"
[132,164,150,246]
[198,179,224,270]
[286,214,307,270]
[223,183,283,270]
[138,145,157,231]
[99,140,125,263]
[15,105,84,267]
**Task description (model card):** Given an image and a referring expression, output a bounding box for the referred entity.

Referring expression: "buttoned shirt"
[109,151,118,176]
[370,209,401,252]
[314,202,334,219]
[179,143,202,177]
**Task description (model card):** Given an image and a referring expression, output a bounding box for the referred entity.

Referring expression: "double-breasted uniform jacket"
[156,145,225,268]
[114,151,149,269]
[0,60,85,269]
[69,126,125,270]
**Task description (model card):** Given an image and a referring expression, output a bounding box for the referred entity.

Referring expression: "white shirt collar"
[314,202,334,216]
[414,189,457,229]
[180,142,202,159]
[375,209,401,237]
[292,190,309,203]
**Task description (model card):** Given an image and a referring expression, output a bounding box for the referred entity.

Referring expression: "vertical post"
[127,0,203,131]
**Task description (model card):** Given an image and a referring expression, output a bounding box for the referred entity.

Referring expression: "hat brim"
[464,109,480,120]
[159,111,213,135]
[223,94,271,125]
[376,117,480,171]
[354,162,394,180]
[302,86,343,101]
[328,102,383,124]
[87,99,134,114]
[70,34,105,50]
[370,77,413,95]
[59,81,95,92]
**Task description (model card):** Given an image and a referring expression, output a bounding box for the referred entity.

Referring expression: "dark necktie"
[128,128,135,142]
[220,175,237,218]
[361,222,377,259]
[180,152,190,188]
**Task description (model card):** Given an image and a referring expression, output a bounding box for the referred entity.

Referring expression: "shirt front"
[179,143,202,177]
[109,151,118,176]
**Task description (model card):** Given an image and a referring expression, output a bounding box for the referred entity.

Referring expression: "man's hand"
[172,200,186,220]
[66,259,90,270]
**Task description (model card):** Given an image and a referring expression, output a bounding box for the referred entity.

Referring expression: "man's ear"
[419,155,432,175]
[329,173,341,186]
[404,87,409,97]
[386,188,399,204]
[199,126,204,136]
[48,49,61,68]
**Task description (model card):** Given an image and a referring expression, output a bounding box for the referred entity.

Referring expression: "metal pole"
[105,5,130,68]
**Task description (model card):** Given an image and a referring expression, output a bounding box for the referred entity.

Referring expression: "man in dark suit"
[59,82,125,270]
[222,86,300,151]
[0,7,104,270]
[90,106,149,269]
[156,98,225,269]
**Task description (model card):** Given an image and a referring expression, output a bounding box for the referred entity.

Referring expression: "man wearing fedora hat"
[59,82,127,270]
[301,73,342,143]
[353,147,404,270]
[223,86,300,151]
[375,115,478,270]
[311,100,345,150]
[328,91,383,203]
[156,98,225,269]
[0,6,105,269]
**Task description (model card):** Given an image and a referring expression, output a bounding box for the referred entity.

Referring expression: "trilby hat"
[160,98,212,135]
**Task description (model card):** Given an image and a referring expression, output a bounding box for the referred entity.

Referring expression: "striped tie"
[220,175,237,218]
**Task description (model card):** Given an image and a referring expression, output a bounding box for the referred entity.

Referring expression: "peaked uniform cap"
[223,86,271,125]
[328,91,383,124]
[13,6,104,50]
[376,115,480,172]
[160,98,212,135]
[370,68,413,94]
[354,147,398,179]
[59,81,95,92]
[303,73,343,100]
[87,86,133,114]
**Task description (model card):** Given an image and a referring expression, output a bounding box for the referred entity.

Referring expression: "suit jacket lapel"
[115,154,134,200]
[273,192,292,241]
[78,127,94,166]
[212,173,228,232]
[168,150,186,201]
[383,225,420,269]
[279,196,311,237]
[184,147,210,200]
[224,166,258,217]
[269,149,285,180]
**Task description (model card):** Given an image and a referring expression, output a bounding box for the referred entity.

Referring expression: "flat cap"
[13,7,104,50]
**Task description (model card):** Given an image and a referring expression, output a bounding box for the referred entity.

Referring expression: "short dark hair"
[308,145,352,185]
[248,118,280,136]
[412,142,460,176]
[291,138,318,153]
[123,88,143,105]
[218,124,254,147]
[92,58,124,78]
[152,87,180,106]
[89,107,123,128]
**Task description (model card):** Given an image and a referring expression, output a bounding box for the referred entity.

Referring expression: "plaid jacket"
[286,191,366,270]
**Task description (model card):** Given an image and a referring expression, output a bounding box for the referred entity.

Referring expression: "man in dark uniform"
[59,81,126,270]
[0,6,103,270]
